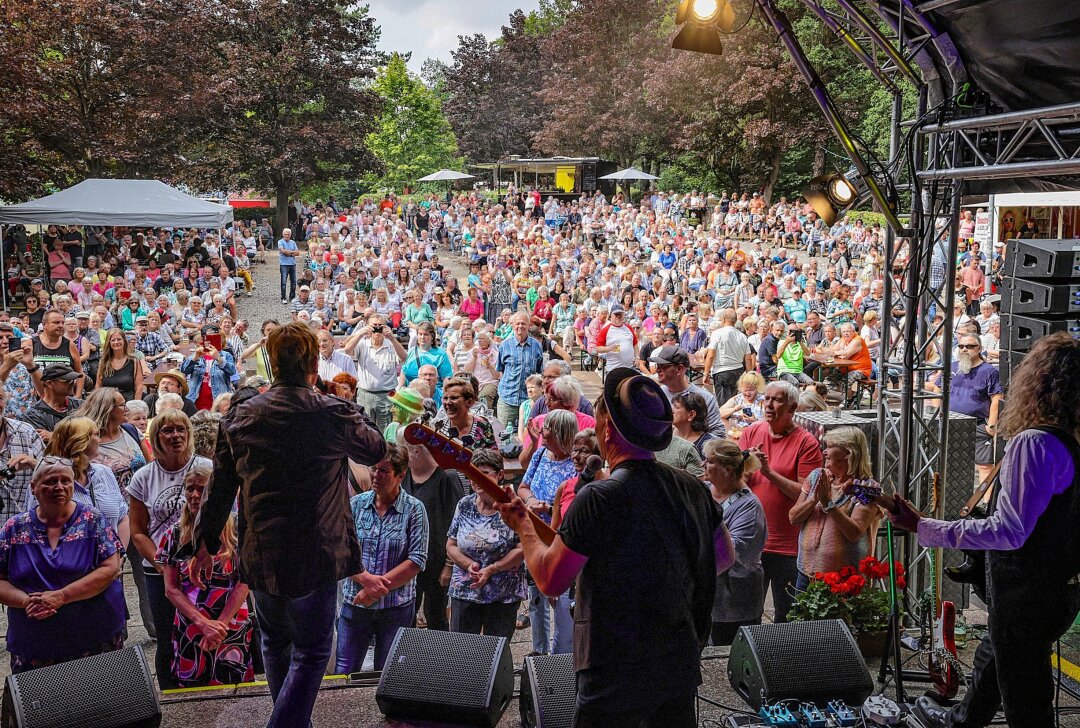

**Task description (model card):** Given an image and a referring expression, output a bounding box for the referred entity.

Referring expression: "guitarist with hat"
[888,332,1080,728]
[496,368,735,728]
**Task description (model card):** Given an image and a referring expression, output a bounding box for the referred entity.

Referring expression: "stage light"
[672,0,735,56]
[692,0,719,22]
[803,171,864,225]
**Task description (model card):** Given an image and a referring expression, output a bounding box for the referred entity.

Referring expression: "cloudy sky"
[368,0,542,73]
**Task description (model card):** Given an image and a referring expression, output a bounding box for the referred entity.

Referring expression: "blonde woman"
[703,439,767,645]
[157,460,254,686]
[789,426,881,590]
[719,371,767,432]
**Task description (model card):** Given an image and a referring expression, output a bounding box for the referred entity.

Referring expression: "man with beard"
[943,335,1003,484]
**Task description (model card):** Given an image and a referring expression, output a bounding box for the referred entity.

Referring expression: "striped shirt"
[344,489,429,610]
[0,419,46,525]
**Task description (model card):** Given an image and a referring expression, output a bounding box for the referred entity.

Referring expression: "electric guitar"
[927,472,959,699]
[848,475,959,699]
[402,422,558,546]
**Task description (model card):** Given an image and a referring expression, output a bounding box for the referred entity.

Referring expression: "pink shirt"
[524,411,597,452]
[460,297,484,322]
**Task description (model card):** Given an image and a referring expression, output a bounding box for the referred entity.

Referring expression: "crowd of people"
[0,183,1017,727]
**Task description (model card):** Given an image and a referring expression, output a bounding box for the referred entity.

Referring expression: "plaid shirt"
[344,489,428,610]
[134,331,170,358]
[0,419,45,525]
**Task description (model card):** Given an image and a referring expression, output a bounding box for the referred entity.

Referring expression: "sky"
[368,0,542,74]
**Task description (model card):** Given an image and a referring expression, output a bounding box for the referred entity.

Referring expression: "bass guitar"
[403,422,558,546]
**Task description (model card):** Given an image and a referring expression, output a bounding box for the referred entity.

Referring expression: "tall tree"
[0,0,212,201]
[184,0,384,232]
[443,11,545,162]
[365,53,461,189]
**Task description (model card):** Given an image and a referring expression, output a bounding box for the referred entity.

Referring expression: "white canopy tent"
[0,179,234,308]
[0,179,234,228]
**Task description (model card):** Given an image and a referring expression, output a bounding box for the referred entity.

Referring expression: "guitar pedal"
[862,696,902,726]
[798,702,827,728]
[758,704,798,727]
[826,700,859,727]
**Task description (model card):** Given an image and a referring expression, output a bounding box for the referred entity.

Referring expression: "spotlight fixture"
[803,170,864,225]
[672,0,736,56]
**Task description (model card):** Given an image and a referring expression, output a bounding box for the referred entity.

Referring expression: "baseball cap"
[75,311,91,319]
[136,315,149,323]
[610,304,626,315]
[42,363,81,382]
[299,285,311,291]
[649,346,690,367]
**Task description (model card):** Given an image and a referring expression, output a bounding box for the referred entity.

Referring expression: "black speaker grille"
[380,628,501,708]
[730,620,872,709]
[525,653,576,728]
[7,647,159,728]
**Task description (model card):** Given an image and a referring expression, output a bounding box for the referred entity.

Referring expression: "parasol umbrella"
[598,167,659,181]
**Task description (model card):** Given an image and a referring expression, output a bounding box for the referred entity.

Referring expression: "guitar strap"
[958,459,1003,518]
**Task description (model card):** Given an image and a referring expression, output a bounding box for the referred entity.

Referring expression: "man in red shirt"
[738,380,823,622]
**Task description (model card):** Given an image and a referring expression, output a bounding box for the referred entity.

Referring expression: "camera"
[792,328,803,342]
[0,466,17,480]
[372,324,385,334]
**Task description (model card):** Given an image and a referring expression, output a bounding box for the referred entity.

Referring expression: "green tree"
[366,53,461,189]
[182,0,384,233]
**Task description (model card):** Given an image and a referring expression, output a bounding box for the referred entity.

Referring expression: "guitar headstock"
[849,479,884,505]
[402,422,474,470]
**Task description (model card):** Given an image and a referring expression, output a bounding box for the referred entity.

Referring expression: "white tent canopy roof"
[992,191,1080,207]
[599,167,658,181]
[416,169,475,182]
[0,179,234,228]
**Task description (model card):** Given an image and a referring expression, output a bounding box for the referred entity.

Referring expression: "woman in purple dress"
[0,456,126,672]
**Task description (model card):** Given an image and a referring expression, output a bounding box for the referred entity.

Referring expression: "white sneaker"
[281,298,288,304]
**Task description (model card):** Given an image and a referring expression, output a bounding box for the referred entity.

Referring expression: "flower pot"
[855,629,889,658]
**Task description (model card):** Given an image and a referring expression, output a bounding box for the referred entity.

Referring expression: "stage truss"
[748,0,1080,695]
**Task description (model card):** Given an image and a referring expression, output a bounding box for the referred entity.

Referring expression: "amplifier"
[1001,278,1080,315]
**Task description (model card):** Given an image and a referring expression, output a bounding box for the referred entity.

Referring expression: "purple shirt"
[0,503,125,660]
[948,361,1002,420]
[918,430,1074,550]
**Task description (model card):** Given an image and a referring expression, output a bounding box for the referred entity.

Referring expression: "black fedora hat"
[602,367,673,452]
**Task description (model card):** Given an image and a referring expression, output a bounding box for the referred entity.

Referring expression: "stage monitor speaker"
[2,646,160,728]
[520,653,576,728]
[376,627,513,728]
[728,619,873,711]
[1005,239,1080,279]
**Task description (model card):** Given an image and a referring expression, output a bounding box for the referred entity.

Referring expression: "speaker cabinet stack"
[1001,239,1080,390]
[376,628,514,727]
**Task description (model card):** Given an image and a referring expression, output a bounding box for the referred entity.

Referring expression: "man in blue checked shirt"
[496,312,544,435]
[336,442,429,672]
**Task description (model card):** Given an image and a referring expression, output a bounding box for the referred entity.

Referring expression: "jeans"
[279,265,296,301]
[529,584,573,654]
[497,400,521,436]
[760,552,798,623]
[355,388,393,432]
[450,598,520,639]
[712,368,742,405]
[415,570,449,632]
[254,583,338,728]
[335,601,416,672]
[127,549,156,640]
[143,571,177,689]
